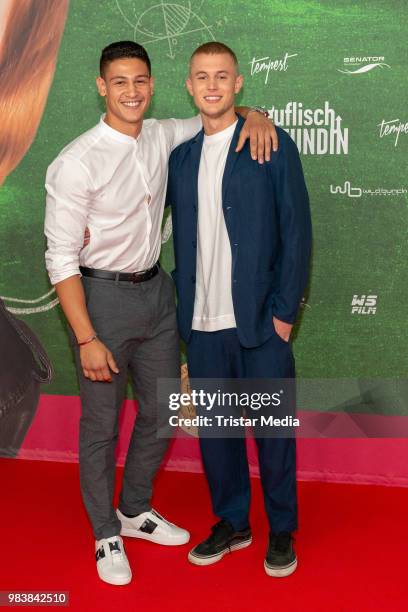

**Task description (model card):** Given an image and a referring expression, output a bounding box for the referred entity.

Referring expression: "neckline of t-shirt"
[203,119,238,144]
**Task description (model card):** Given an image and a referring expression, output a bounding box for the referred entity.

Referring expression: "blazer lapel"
[187,128,205,216]
[222,115,245,204]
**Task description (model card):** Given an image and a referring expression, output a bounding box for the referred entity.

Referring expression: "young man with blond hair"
[167,42,311,576]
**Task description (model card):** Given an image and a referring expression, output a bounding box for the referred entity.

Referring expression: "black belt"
[80,262,160,283]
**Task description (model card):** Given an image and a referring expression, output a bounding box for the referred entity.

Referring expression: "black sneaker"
[264,532,297,577]
[188,520,252,566]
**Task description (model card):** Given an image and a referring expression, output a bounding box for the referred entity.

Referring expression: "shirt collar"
[98,114,140,144]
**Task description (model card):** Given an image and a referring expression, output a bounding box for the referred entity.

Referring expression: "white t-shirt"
[192,120,238,332]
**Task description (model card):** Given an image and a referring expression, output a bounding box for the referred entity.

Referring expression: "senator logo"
[268,101,348,155]
[330,181,407,198]
[338,56,391,75]
[351,295,377,315]
[249,52,298,84]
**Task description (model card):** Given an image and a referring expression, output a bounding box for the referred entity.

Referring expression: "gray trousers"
[71,268,179,540]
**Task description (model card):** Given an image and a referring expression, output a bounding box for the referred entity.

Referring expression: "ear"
[234,74,244,95]
[149,75,155,96]
[96,76,106,97]
[185,77,194,97]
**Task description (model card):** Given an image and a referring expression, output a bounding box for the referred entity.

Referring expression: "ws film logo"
[248,52,298,84]
[268,101,348,154]
[351,295,377,315]
[338,56,391,75]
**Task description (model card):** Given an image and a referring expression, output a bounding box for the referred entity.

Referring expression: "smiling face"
[186,52,243,123]
[96,57,154,137]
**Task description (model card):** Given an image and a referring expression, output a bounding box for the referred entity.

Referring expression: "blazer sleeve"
[165,150,176,209]
[271,133,312,324]
[166,144,183,208]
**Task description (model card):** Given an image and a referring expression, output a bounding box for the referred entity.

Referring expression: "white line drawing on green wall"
[1,289,59,315]
[0,223,174,315]
[115,0,222,59]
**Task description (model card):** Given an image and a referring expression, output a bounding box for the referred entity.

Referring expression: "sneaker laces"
[207,520,233,545]
[270,532,293,553]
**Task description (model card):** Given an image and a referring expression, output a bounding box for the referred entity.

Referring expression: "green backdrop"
[1,0,407,416]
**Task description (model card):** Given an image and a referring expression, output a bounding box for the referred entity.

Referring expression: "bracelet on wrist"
[78,333,98,347]
[248,105,269,118]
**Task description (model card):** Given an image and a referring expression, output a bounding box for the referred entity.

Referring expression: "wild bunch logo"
[330,181,407,198]
[267,101,349,155]
[338,56,391,75]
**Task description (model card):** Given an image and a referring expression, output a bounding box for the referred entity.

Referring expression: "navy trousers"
[187,327,297,534]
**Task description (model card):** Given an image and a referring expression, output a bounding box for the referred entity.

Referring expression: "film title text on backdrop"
[267,101,348,154]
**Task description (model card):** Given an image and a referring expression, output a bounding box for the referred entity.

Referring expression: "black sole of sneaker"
[188,537,253,566]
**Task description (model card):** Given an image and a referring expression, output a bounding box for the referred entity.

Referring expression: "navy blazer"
[167,115,312,348]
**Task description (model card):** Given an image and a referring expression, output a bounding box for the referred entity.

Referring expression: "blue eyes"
[197,76,227,80]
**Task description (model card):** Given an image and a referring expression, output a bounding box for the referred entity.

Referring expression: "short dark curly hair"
[100,41,151,77]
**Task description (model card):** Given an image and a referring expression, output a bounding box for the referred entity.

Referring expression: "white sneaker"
[95,535,132,586]
[117,508,190,546]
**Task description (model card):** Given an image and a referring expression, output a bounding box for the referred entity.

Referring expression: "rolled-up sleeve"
[44,155,93,285]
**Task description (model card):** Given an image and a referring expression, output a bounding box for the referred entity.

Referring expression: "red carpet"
[1,459,407,611]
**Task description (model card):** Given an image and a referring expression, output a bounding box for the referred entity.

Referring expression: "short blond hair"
[190,41,239,72]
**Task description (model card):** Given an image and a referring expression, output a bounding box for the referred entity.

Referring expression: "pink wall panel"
[18,394,408,487]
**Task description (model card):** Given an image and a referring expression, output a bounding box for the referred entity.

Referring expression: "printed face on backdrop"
[0,0,68,458]
[0,0,69,184]
[96,58,155,134]
[186,52,243,120]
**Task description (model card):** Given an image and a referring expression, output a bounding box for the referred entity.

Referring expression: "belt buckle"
[130,264,155,283]
[131,271,142,283]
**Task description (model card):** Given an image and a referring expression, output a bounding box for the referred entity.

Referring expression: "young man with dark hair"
[167,42,312,577]
[44,40,278,585]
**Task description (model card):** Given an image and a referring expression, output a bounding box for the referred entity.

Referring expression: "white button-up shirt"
[44,115,202,285]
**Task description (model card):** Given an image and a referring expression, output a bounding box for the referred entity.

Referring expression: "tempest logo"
[249,52,298,84]
[377,118,408,147]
